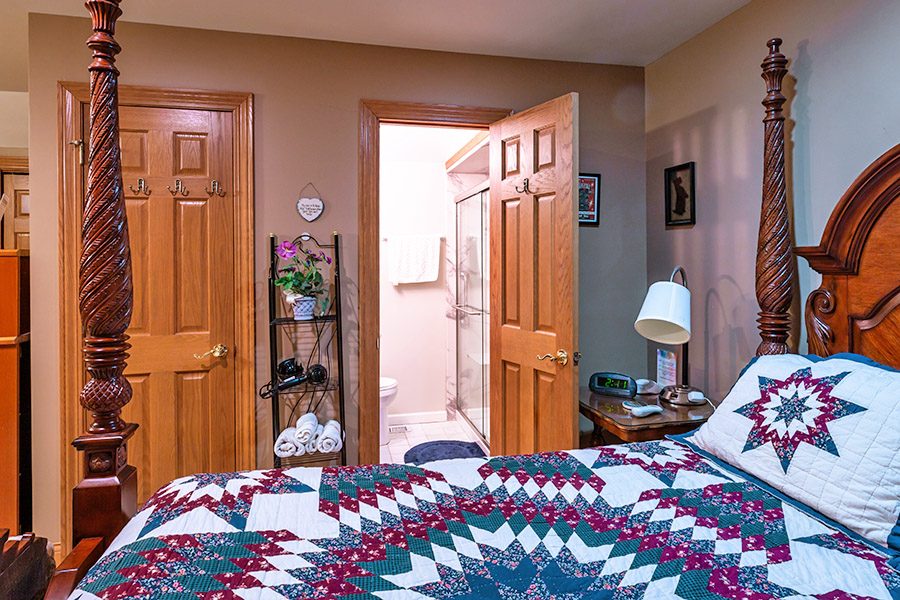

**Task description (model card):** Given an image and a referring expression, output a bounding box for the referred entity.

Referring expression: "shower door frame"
[358,100,513,465]
[453,181,490,444]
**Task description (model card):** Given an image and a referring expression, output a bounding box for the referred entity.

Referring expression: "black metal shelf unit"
[267,232,346,468]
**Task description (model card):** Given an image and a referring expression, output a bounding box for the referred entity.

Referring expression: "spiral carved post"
[71,0,139,548]
[755,38,794,356]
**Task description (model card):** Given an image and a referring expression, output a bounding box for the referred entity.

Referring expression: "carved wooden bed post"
[756,38,795,356]
[71,0,138,548]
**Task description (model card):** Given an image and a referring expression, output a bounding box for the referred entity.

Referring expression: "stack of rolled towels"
[274,412,344,458]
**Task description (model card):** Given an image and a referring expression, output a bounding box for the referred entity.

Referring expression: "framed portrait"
[664,162,695,227]
[578,173,601,226]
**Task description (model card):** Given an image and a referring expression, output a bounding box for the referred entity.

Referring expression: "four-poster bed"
[41,3,900,597]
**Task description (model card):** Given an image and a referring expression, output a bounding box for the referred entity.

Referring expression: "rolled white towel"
[317,419,343,453]
[293,413,318,444]
[274,427,304,458]
[305,424,324,454]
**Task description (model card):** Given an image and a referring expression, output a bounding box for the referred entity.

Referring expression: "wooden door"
[96,106,237,502]
[489,93,579,455]
[1,171,29,250]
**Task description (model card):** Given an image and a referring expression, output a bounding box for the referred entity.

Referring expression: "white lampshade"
[634,281,691,345]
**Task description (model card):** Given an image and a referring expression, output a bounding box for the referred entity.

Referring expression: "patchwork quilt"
[71,441,900,600]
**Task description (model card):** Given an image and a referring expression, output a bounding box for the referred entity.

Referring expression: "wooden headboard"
[795,145,900,366]
[756,40,900,370]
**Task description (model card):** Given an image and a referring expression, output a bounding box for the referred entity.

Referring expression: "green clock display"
[603,377,629,390]
[589,372,637,398]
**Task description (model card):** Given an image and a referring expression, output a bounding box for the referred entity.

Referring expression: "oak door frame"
[0,156,28,173]
[58,82,255,552]
[357,100,512,465]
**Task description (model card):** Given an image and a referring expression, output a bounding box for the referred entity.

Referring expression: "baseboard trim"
[388,411,447,426]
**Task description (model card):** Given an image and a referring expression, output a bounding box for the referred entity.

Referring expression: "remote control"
[631,405,664,418]
[622,400,646,409]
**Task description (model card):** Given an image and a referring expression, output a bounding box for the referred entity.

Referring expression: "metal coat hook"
[167,179,189,196]
[129,178,151,195]
[205,180,226,197]
[515,178,532,194]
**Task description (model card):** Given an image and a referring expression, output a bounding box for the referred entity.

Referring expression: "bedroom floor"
[380,418,487,463]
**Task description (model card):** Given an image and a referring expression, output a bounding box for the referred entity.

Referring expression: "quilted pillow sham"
[688,353,900,549]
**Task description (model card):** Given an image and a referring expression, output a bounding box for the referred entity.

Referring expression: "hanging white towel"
[387,235,441,285]
[293,413,318,444]
[274,427,304,458]
[317,419,343,453]
[305,424,324,455]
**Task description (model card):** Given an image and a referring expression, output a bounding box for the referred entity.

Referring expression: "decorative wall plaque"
[297,182,324,222]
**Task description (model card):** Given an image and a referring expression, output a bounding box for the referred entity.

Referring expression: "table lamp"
[634,266,704,405]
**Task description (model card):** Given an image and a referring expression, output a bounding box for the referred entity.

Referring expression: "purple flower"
[276,241,297,260]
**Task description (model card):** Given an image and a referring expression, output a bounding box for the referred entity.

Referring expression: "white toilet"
[379,377,399,445]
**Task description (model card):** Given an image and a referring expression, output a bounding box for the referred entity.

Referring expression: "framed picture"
[578,173,601,226]
[664,162,696,226]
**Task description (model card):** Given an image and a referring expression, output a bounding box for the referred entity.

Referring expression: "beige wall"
[28,14,646,542]
[0,91,28,149]
[645,0,900,399]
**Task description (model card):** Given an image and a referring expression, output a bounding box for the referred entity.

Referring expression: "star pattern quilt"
[70,441,900,600]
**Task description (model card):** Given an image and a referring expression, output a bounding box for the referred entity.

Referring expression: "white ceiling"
[2,0,751,92]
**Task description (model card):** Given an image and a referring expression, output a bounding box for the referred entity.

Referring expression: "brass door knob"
[194,344,228,359]
[536,349,568,366]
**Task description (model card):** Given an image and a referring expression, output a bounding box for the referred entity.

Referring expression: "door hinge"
[68,140,84,165]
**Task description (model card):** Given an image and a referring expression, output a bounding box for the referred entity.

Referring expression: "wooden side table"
[579,386,715,444]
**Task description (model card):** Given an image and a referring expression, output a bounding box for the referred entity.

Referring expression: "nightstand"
[579,386,715,444]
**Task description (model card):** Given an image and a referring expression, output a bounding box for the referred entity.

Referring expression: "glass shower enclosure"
[455,182,490,441]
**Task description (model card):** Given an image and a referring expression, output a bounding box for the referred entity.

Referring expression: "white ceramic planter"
[291,295,316,320]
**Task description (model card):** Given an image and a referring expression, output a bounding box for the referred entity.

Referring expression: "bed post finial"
[755,37,794,356]
[71,0,138,548]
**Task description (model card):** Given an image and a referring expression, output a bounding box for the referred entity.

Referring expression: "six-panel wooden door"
[1,171,29,249]
[101,106,238,503]
[489,93,580,455]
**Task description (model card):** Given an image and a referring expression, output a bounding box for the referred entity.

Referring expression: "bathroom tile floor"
[380,419,486,463]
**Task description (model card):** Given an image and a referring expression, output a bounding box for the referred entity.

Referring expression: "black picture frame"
[664,162,696,227]
[578,173,601,226]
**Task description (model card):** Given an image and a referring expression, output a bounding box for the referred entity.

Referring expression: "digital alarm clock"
[589,372,638,399]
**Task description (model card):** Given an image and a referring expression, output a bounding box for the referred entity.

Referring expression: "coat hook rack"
[167,179,189,196]
[515,178,532,194]
[128,178,151,196]
[205,180,226,197]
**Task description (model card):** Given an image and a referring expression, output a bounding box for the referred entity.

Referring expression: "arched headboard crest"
[795,143,900,365]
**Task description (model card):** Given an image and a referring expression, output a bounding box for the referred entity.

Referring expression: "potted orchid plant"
[274,240,332,320]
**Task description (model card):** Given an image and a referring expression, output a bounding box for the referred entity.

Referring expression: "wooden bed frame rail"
[43,538,103,600]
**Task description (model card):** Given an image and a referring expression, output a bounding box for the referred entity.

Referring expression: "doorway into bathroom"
[378,124,490,463]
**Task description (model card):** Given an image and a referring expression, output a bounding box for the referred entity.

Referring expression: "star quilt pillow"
[688,354,900,550]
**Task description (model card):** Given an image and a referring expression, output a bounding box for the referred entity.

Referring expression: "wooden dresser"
[0,250,30,534]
